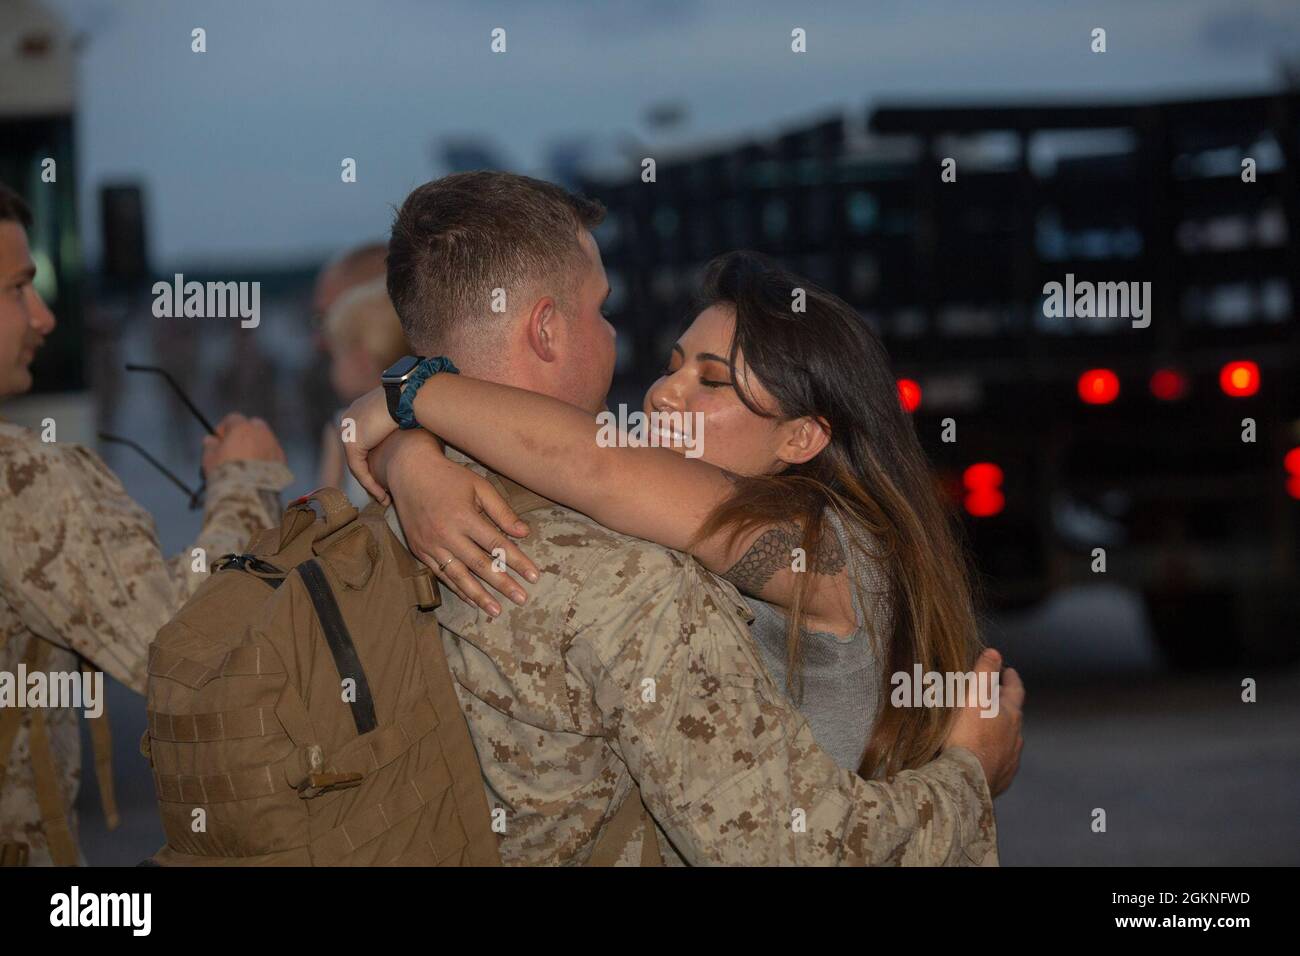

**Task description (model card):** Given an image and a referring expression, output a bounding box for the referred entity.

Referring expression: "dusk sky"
[46,0,1300,268]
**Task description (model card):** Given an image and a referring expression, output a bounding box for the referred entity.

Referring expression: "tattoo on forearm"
[722,519,847,594]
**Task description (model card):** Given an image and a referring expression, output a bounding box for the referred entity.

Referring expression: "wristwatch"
[380,355,460,429]
[381,355,424,426]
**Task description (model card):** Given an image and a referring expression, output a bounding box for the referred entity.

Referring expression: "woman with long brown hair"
[346,250,983,779]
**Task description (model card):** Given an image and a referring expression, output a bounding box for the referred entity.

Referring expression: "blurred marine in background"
[0,183,295,866]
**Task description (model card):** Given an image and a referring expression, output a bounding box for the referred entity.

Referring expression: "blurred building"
[0,0,83,393]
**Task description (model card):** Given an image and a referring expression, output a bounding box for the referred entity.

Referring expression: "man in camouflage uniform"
[0,183,295,865]
[371,172,1024,865]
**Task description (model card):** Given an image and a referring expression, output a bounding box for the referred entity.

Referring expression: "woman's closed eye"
[699,360,734,388]
[659,362,732,388]
[660,343,735,387]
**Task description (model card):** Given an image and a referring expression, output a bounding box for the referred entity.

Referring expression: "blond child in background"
[317,277,410,503]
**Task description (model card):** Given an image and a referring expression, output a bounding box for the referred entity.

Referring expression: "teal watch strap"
[396,356,459,430]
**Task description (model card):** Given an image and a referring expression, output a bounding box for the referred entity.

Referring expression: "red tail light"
[898,378,922,413]
[1149,368,1188,401]
[963,462,1004,489]
[1219,361,1260,398]
[1286,448,1300,500]
[962,462,1004,517]
[965,488,1005,517]
[1078,368,1119,405]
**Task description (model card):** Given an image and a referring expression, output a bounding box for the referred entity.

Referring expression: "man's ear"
[777,415,831,466]
[524,296,559,363]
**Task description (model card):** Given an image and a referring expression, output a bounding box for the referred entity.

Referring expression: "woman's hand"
[342,386,400,505]
[384,433,541,617]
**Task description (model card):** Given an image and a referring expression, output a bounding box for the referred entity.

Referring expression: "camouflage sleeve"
[0,436,178,694]
[563,545,998,866]
[0,433,292,695]
[166,458,293,599]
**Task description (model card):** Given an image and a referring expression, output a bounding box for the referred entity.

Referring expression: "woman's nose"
[650,376,684,412]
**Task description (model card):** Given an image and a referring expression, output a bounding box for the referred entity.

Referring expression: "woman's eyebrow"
[696,352,733,366]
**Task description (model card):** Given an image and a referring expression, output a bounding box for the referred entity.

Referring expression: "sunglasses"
[97,364,217,510]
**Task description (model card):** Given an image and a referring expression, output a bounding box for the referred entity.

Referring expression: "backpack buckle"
[297,771,364,799]
[292,744,364,798]
[411,570,440,611]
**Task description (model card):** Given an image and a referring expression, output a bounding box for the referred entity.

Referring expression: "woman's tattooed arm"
[721,520,847,595]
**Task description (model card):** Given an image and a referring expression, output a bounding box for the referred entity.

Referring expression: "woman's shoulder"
[807,508,892,639]
[821,508,889,587]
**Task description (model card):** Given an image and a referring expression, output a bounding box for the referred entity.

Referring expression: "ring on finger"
[437,555,457,572]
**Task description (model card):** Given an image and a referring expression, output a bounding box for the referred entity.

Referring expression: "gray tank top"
[743,510,891,771]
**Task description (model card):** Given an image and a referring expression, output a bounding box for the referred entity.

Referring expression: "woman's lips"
[656,429,690,453]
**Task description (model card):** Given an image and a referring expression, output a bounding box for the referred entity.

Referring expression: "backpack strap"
[1,639,79,863]
[278,488,359,554]
[324,697,439,776]
[80,657,119,831]
[27,694,80,865]
[0,843,28,867]
[586,789,662,867]
[364,502,441,611]
[0,637,44,798]
[1,638,119,862]
[297,558,378,736]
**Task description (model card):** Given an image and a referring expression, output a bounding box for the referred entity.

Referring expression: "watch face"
[382,355,422,383]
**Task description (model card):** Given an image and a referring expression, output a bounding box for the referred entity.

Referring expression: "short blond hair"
[323,277,411,369]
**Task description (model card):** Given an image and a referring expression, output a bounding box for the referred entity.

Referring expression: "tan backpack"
[142,488,500,866]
